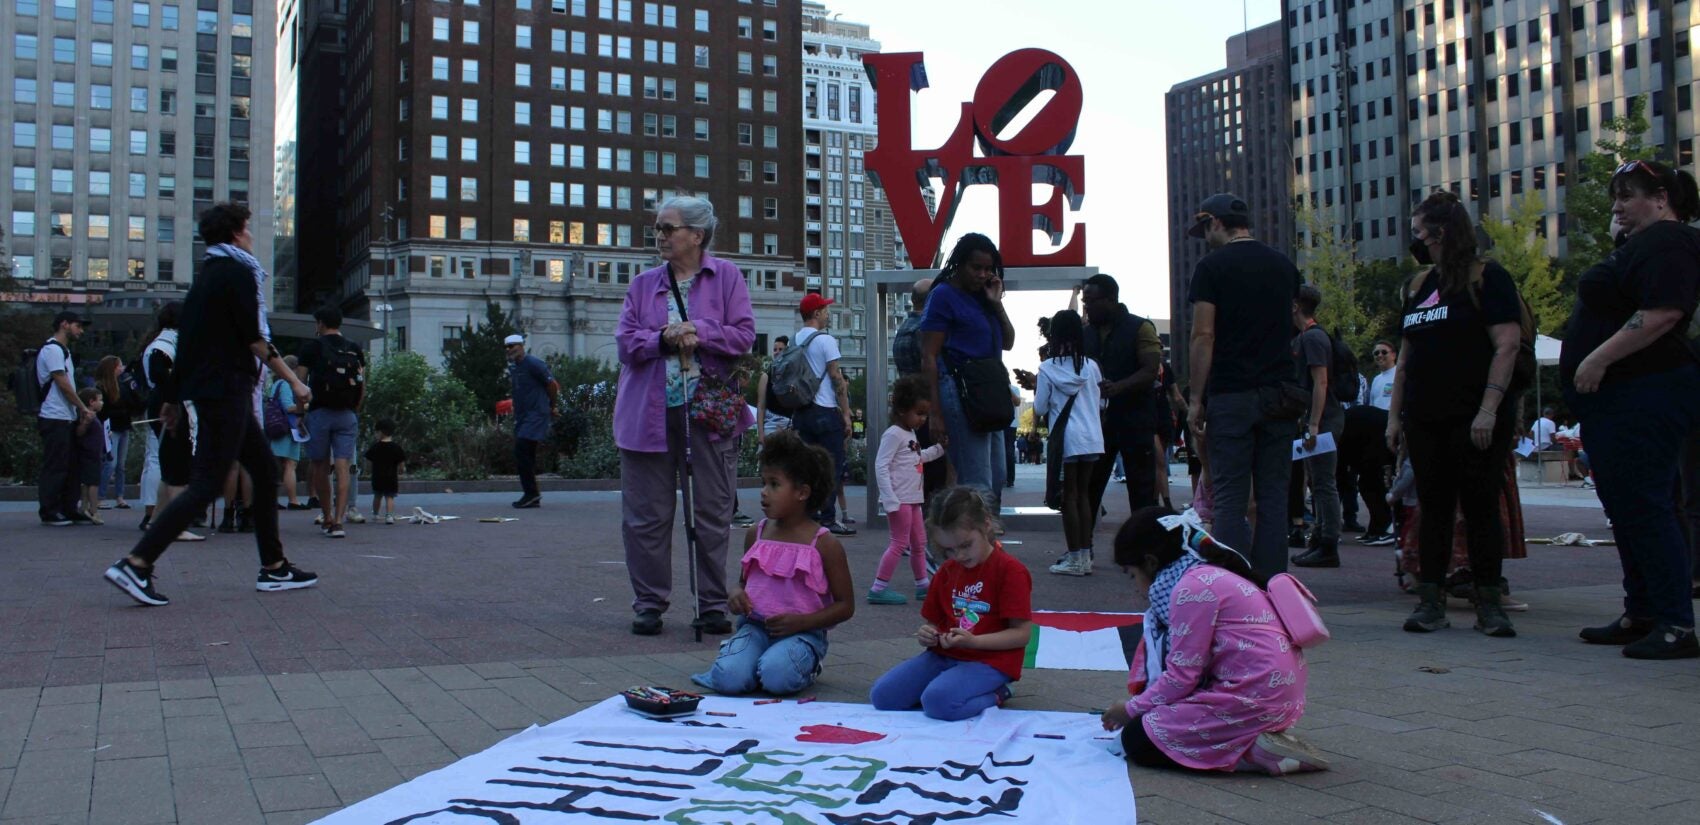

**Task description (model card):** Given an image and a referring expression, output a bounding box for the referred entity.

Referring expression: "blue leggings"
[869,649,1010,721]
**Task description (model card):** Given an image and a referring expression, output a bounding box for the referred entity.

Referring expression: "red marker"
[754,699,782,705]
[798,696,817,705]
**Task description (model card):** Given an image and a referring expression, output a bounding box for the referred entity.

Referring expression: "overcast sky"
[842,0,1283,382]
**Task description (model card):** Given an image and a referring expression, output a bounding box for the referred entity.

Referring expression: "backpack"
[314,336,365,409]
[1324,329,1361,405]
[767,330,826,412]
[9,341,66,417]
[117,357,149,415]
[262,380,292,440]
[1267,572,1331,648]
[892,314,924,376]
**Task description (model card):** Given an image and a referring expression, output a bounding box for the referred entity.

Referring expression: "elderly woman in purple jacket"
[617,195,757,637]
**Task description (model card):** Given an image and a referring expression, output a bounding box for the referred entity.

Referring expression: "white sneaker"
[346,508,366,524]
[1049,550,1089,577]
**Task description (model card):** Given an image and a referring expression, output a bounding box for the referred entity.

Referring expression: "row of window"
[13,36,190,73]
[11,210,174,242]
[7,255,176,282]
[13,165,227,199]
[11,79,253,120]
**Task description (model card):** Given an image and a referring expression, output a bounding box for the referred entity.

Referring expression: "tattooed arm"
[1571,308,1687,394]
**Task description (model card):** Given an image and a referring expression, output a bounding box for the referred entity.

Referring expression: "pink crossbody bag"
[1267,573,1330,648]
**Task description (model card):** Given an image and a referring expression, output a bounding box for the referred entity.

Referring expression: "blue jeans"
[869,649,1010,721]
[938,376,1006,508]
[101,428,130,501]
[1568,364,1700,628]
[1205,390,1298,578]
[692,618,827,696]
[795,404,847,523]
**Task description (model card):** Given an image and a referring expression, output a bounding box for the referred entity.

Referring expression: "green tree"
[358,350,480,473]
[1564,94,1655,269]
[442,301,517,419]
[1483,193,1569,334]
[1293,198,1374,357]
[1354,258,1415,347]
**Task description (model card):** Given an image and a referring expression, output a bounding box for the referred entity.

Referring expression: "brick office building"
[295,0,806,365]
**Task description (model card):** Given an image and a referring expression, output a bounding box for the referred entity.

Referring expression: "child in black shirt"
[363,419,406,524]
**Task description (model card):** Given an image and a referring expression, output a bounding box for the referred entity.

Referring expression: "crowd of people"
[21,160,1698,778]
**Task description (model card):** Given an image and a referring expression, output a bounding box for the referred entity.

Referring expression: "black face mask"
[1408,239,1433,266]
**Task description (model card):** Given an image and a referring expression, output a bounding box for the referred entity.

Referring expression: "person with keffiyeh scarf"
[102,203,320,607]
[1099,506,1328,776]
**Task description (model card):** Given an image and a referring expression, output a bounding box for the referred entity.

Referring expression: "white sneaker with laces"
[346,508,366,524]
[1048,550,1090,577]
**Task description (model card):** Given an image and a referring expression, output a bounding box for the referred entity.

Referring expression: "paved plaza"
[0,466,1693,824]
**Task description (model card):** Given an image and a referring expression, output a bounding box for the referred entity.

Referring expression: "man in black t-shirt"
[298,306,367,537]
[1185,193,1303,577]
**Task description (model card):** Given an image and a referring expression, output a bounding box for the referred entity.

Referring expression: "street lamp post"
[379,205,396,357]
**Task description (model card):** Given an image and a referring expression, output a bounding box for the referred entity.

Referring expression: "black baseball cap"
[52,310,93,328]
[1186,193,1251,238]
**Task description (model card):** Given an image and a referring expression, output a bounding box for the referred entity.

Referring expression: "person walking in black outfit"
[103,203,319,606]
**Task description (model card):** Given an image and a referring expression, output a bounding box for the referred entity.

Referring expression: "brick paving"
[0,467,1691,823]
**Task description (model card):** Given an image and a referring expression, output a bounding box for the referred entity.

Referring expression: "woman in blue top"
[918,234,1017,505]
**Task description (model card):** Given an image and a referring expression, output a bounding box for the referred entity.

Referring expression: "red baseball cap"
[799,293,834,317]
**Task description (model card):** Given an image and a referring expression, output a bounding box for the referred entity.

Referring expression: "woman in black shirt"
[1562,161,1700,660]
[1385,191,1523,639]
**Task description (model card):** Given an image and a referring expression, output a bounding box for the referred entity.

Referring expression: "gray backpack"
[767,331,826,412]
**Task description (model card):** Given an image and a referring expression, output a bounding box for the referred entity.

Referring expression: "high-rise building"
[1287,0,1699,261]
[297,0,807,367]
[3,0,277,305]
[799,1,904,378]
[284,0,348,314]
[1165,22,1295,377]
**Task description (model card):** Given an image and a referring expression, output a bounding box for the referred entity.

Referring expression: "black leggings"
[1120,719,1180,769]
[1404,410,1514,586]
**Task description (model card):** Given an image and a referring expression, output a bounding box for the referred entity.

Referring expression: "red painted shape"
[795,724,887,745]
[1030,611,1143,633]
[863,49,1087,269]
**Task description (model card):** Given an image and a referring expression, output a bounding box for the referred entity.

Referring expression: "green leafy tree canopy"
[443,301,518,419]
[1564,95,1655,269]
[1482,193,1569,335]
[1294,198,1376,360]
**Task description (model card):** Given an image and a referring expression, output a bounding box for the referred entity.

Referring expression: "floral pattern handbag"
[690,374,744,436]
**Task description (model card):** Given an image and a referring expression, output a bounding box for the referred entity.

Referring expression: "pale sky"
[843,0,1283,383]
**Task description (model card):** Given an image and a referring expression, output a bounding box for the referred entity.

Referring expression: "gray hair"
[659,195,717,250]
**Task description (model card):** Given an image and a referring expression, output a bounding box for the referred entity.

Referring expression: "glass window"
[432,57,449,80]
[89,171,110,195]
[517,25,532,48]
[13,122,36,148]
[13,168,36,193]
[131,44,148,69]
[462,59,479,83]
[161,47,177,71]
[462,98,478,121]
[90,128,111,152]
[54,0,74,20]
[161,4,175,29]
[52,125,75,150]
[430,175,447,198]
[15,34,38,59]
[695,8,707,30]
[12,211,37,240]
[130,129,147,154]
[464,20,480,44]
[15,78,36,104]
[514,180,531,203]
[158,175,174,197]
[196,9,217,34]
[54,37,76,63]
[429,216,447,239]
[91,85,113,110]
[430,136,448,159]
[461,137,477,161]
[90,215,111,238]
[129,216,146,240]
[459,217,477,240]
[460,177,477,201]
[128,172,145,196]
[88,258,111,280]
[92,41,113,66]
[515,220,532,242]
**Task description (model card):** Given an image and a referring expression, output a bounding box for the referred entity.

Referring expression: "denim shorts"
[306,408,359,461]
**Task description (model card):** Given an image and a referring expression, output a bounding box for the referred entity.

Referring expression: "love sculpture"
[863,49,1087,269]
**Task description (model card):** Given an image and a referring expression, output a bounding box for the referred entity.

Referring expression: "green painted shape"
[710,750,888,809]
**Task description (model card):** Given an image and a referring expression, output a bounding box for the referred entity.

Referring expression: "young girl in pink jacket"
[1101,506,1329,776]
[867,375,946,605]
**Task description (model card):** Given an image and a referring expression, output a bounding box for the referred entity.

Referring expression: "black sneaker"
[68,510,96,525]
[1291,546,1341,568]
[1580,615,1655,645]
[692,610,734,634]
[632,609,663,636]
[41,513,73,527]
[512,495,541,509]
[104,559,170,606]
[256,561,319,592]
[1343,520,1366,534]
[1622,623,1700,659]
[1287,526,1309,548]
[1361,532,1398,547]
[731,512,756,528]
[824,521,856,537]
[137,517,151,532]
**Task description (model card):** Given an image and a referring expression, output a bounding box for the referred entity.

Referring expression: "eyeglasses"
[1373,349,1393,357]
[653,223,692,236]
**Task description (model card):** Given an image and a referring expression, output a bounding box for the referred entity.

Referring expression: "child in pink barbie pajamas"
[868,376,946,605]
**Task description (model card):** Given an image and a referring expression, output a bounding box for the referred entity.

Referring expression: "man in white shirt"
[36,311,97,526]
[1531,407,1557,452]
[793,293,855,536]
[1367,341,1396,411]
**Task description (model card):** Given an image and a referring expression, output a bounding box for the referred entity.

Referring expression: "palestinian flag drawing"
[1023,611,1143,672]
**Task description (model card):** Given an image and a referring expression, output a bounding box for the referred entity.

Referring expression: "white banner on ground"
[314,696,1137,824]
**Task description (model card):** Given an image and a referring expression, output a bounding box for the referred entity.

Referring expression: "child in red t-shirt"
[870,486,1033,721]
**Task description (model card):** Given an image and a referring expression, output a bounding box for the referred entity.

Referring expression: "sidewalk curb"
[0,476,763,501]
